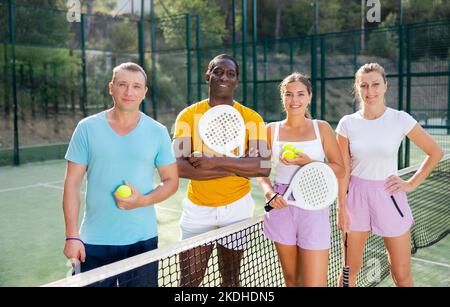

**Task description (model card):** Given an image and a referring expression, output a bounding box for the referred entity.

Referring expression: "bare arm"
[257,124,275,199]
[336,133,352,233]
[173,137,236,180]
[62,161,87,263]
[63,161,86,239]
[406,124,444,188]
[189,140,272,178]
[256,123,287,209]
[385,124,444,194]
[115,162,179,210]
[176,158,236,180]
[319,121,345,179]
[150,163,179,204]
[336,134,351,207]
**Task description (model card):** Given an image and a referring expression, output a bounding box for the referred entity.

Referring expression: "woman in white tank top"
[257,73,344,287]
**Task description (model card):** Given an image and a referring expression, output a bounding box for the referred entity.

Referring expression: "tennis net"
[43,154,449,287]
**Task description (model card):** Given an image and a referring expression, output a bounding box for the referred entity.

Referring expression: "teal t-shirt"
[65,111,175,245]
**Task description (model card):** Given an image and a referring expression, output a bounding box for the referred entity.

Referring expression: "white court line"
[39,183,66,190]
[0,184,42,193]
[0,180,64,193]
[411,257,450,268]
[26,182,182,213]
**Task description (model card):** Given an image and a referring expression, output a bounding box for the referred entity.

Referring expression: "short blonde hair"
[111,62,147,83]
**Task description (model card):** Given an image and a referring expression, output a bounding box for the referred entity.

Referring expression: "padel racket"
[66,258,81,278]
[343,233,349,287]
[198,104,246,158]
[265,162,338,211]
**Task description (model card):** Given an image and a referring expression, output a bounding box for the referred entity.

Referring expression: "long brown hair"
[279,72,312,118]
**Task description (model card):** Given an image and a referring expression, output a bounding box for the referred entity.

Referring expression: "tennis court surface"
[1,156,449,287]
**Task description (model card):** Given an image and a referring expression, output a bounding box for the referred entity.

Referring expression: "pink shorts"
[347,176,414,237]
[263,183,331,250]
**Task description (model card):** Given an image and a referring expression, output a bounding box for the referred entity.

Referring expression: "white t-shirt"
[336,108,417,180]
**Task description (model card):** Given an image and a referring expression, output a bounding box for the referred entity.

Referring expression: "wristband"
[66,237,84,245]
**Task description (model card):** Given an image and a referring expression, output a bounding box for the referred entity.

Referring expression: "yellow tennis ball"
[282,143,296,153]
[282,150,296,160]
[116,185,132,198]
[191,151,202,157]
[294,148,303,154]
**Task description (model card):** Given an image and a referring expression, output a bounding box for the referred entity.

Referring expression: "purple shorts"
[263,183,331,250]
[347,176,414,237]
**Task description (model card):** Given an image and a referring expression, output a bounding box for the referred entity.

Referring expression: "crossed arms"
[173,137,271,180]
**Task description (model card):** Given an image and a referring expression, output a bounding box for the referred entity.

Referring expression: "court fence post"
[241,0,247,106]
[232,0,237,60]
[150,0,157,119]
[320,35,326,120]
[138,0,146,114]
[447,58,450,135]
[252,0,257,112]
[186,13,192,106]
[398,23,405,169]
[405,26,412,167]
[80,13,88,118]
[196,15,201,102]
[8,0,19,165]
[310,33,318,119]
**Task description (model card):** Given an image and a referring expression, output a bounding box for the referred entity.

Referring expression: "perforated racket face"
[199,105,246,157]
[287,162,338,210]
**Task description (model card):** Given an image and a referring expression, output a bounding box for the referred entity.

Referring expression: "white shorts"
[179,192,255,250]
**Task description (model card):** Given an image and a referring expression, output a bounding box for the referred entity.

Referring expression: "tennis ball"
[282,150,296,160]
[294,148,303,154]
[281,143,296,153]
[116,185,132,198]
[191,151,202,157]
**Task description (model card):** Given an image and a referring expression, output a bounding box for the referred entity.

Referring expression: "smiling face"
[281,81,312,116]
[205,58,238,100]
[356,71,387,107]
[109,69,148,112]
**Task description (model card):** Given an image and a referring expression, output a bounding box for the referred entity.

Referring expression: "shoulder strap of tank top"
[271,121,281,149]
[312,119,322,141]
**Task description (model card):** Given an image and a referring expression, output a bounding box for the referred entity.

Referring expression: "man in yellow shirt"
[173,54,270,286]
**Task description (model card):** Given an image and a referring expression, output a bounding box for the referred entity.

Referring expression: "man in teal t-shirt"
[63,62,178,287]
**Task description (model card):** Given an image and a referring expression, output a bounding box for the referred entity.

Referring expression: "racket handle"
[343,266,350,287]
[264,204,274,212]
[264,193,279,212]
[343,232,349,287]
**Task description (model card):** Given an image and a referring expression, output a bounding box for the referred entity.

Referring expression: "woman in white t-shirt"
[335,63,443,287]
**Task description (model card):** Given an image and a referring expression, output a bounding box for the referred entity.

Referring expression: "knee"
[283,273,298,287]
[392,270,413,287]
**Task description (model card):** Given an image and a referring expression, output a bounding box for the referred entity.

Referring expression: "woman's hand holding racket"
[337,204,352,234]
[265,162,338,212]
[265,191,288,210]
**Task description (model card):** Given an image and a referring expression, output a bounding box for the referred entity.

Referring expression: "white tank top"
[272,120,326,185]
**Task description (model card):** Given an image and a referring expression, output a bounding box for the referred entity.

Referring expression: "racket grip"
[264,204,274,212]
[264,193,279,212]
[343,266,350,287]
